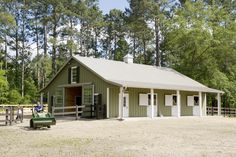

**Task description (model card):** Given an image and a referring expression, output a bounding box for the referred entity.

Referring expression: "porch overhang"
[110,80,224,94]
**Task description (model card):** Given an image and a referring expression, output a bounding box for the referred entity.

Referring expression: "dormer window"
[71,66,77,83]
[68,66,80,84]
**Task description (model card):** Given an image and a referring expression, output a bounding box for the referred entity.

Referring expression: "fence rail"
[52,105,85,120]
[207,107,236,117]
[0,106,23,125]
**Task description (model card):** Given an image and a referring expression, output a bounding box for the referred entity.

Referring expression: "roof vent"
[123,54,133,64]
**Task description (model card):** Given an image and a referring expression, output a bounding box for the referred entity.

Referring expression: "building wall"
[43,58,117,113]
[128,88,148,117]
[108,88,201,117]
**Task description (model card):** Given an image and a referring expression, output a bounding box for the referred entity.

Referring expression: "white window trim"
[71,66,77,84]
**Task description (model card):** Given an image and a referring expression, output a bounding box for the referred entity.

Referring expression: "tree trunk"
[52,8,58,76]
[4,34,7,71]
[155,18,161,67]
[21,1,26,97]
[69,18,73,56]
[143,40,146,64]
[35,14,40,90]
[42,23,47,87]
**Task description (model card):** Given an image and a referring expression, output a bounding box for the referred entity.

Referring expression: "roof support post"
[199,92,202,117]
[203,93,207,116]
[150,88,154,118]
[119,87,124,120]
[177,90,181,117]
[106,88,110,118]
[217,93,221,116]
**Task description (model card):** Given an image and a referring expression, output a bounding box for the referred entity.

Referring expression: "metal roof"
[73,56,224,94]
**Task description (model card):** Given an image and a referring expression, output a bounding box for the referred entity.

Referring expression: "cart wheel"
[47,125,51,128]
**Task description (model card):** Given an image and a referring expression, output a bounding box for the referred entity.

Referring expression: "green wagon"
[30,109,56,129]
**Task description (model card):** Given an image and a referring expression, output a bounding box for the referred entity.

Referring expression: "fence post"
[52,106,54,116]
[5,107,8,125]
[211,106,213,116]
[76,105,78,120]
[21,107,23,123]
[9,106,13,125]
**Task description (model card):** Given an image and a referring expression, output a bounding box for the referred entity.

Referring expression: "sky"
[99,0,129,14]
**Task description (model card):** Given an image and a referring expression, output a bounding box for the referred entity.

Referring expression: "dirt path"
[0,117,236,157]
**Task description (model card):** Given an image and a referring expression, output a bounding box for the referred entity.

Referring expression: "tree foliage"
[0,0,236,107]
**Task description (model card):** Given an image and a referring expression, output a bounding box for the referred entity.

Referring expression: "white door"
[123,94,129,118]
[147,105,157,117]
[171,106,178,117]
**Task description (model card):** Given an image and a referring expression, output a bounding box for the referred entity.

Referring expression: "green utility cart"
[30,107,56,129]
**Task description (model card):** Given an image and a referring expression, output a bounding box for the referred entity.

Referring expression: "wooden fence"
[52,105,85,120]
[0,104,48,126]
[0,106,23,125]
[207,107,236,117]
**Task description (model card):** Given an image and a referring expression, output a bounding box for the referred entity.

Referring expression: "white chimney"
[123,54,133,64]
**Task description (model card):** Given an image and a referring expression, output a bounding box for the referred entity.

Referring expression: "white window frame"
[71,66,77,84]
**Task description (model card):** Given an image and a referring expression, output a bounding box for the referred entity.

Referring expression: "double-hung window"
[71,66,77,83]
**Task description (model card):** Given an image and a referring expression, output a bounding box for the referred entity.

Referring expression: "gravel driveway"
[0,116,236,157]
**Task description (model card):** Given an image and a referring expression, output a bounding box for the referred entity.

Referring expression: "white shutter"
[165,95,173,106]
[187,96,194,106]
[139,94,148,106]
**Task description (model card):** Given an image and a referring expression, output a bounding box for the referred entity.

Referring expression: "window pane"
[194,96,199,106]
[71,68,77,83]
[83,86,93,104]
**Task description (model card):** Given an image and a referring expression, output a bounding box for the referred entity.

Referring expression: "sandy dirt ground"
[0,116,236,157]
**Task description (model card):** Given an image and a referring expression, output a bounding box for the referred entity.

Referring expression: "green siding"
[180,91,198,116]
[43,58,117,113]
[109,87,119,117]
[155,90,173,116]
[128,88,148,117]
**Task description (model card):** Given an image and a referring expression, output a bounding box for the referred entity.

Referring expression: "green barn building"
[40,54,223,119]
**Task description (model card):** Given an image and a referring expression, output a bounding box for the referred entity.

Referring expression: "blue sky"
[99,0,129,14]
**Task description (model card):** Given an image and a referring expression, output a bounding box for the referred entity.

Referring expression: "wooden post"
[177,90,181,117]
[21,107,23,123]
[9,106,12,125]
[203,93,207,116]
[199,92,202,117]
[119,87,124,119]
[217,93,221,116]
[150,88,154,118]
[5,107,9,125]
[52,106,54,116]
[76,105,78,120]
[211,105,213,116]
[106,88,109,118]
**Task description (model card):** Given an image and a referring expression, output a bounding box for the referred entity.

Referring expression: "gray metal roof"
[73,56,224,93]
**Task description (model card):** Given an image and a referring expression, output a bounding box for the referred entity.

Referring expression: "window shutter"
[68,67,71,84]
[76,66,80,83]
